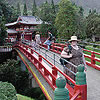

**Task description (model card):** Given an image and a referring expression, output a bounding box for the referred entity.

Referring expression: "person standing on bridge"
[35,31,41,48]
[21,31,25,42]
[44,31,53,50]
[61,36,87,81]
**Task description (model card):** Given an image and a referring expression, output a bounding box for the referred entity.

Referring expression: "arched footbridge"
[1,41,100,100]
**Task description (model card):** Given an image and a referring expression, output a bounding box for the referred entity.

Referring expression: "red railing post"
[44,68,48,76]
[91,51,95,65]
[74,64,87,100]
[25,47,28,55]
[38,55,42,69]
[31,49,33,60]
[26,47,28,50]
[39,55,42,62]
[52,66,57,85]
[52,46,54,51]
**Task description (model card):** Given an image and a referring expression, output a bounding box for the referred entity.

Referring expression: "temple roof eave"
[5,16,49,28]
[5,21,42,27]
[5,21,18,27]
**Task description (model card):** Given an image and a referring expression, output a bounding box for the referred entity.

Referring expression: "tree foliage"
[0,81,17,100]
[17,2,21,16]
[32,0,37,16]
[51,0,55,14]
[85,10,100,38]
[55,0,78,39]
[0,15,7,45]
[0,0,18,23]
[37,1,57,35]
[23,3,28,16]
[74,6,86,39]
[0,59,29,94]
[0,0,18,45]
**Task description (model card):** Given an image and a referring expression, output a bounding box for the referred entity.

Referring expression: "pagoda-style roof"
[5,16,44,27]
[6,29,18,33]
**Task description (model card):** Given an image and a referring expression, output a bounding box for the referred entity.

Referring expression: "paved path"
[86,66,100,100]
[35,48,100,100]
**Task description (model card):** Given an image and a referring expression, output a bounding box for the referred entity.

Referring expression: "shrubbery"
[0,81,17,100]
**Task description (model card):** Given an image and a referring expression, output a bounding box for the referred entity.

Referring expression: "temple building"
[5,16,44,42]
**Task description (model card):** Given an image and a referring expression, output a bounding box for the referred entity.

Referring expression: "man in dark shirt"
[44,31,53,50]
[48,31,53,41]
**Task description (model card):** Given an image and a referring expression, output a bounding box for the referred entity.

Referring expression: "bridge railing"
[50,43,100,70]
[13,42,87,100]
[14,42,75,88]
[83,49,100,70]
[0,46,12,52]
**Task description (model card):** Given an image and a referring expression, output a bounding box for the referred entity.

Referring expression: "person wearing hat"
[61,36,87,82]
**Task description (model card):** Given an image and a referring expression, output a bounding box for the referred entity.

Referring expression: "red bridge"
[1,41,100,100]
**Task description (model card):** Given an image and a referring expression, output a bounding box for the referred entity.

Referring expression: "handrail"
[39,45,77,68]
[21,42,76,84]
[0,46,12,52]
[51,43,100,70]
[56,38,100,46]
[13,42,87,100]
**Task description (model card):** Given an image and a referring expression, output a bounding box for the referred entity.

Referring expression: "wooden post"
[52,66,57,85]
[91,52,95,65]
[54,77,69,100]
[74,64,87,100]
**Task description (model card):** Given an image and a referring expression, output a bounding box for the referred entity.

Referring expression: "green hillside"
[6,0,100,14]
[7,0,60,9]
[71,0,100,13]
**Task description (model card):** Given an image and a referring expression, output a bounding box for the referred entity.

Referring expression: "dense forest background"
[7,0,100,14]
[0,0,100,99]
[0,0,100,44]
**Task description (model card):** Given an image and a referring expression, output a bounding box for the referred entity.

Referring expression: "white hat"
[69,36,80,42]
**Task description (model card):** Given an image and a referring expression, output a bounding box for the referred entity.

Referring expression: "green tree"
[0,0,17,23]
[38,1,52,22]
[0,16,7,45]
[37,1,57,35]
[0,59,29,94]
[17,2,21,16]
[0,81,17,100]
[10,6,18,22]
[51,0,55,14]
[85,10,100,39]
[0,0,18,45]
[55,0,77,39]
[32,0,37,16]
[75,6,86,39]
[23,3,28,16]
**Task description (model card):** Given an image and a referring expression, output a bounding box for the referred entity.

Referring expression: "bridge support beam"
[17,56,27,71]
[17,56,39,88]
[29,73,39,88]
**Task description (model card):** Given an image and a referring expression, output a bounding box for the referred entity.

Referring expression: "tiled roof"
[5,21,18,27]
[5,16,45,27]
[18,16,43,25]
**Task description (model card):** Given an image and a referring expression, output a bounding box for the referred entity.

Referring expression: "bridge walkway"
[16,48,54,100]
[1,42,100,99]
[35,47,100,100]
